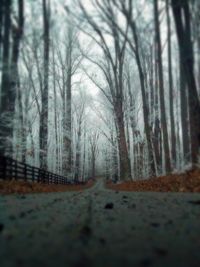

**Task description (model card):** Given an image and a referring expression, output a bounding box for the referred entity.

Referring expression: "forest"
[0,0,200,183]
[0,2,200,266]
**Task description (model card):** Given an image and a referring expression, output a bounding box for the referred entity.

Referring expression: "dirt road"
[0,178,200,267]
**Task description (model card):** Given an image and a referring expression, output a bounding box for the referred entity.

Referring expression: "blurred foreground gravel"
[0,178,200,267]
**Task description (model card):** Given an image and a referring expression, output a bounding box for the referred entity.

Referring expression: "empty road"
[0,178,200,267]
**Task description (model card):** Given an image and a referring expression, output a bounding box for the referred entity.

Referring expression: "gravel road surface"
[0,178,200,267]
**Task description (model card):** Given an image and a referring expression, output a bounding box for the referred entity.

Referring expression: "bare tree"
[76,0,131,180]
[39,0,50,169]
[0,0,4,59]
[0,0,24,158]
[0,0,12,155]
[62,25,73,178]
[89,131,99,179]
[74,100,85,182]
[171,0,200,167]
[154,0,171,173]
[113,0,156,176]
[166,0,176,168]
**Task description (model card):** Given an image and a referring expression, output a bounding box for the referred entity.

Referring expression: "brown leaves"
[107,169,200,192]
[0,179,95,194]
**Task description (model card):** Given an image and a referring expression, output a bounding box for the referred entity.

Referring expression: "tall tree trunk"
[166,0,176,168]
[91,152,95,179]
[17,86,25,162]
[82,126,86,181]
[63,26,72,178]
[130,21,156,177]
[171,0,200,167]
[113,143,118,181]
[175,89,182,169]
[154,0,171,173]
[74,124,81,182]
[52,46,59,173]
[11,0,24,158]
[111,133,118,182]
[89,132,99,179]
[138,142,144,179]
[0,0,12,156]
[149,45,154,123]
[40,0,50,169]
[127,70,136,178]
[198,34,200,95]
[28,120,35,165]
[65,53,72,175]
[133,141,138,179]
[153,41,162,174]
[0,0,24,156]
[180,63,190,164]
[115,100,131,181]
[105,148,109,180]
[125,118,130,158]
[0,0,4,59]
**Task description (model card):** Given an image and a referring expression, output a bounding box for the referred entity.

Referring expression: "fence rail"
[0,155,85,185]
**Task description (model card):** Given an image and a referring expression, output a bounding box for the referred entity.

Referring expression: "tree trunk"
[113,143,118,181]
[65,56,72,175]
[0,0,4,58]
[40,0,49,170]
[125,119,130,159]
[180,63,190,164]
[154,0,171,174]
[198,34,200,95]
[138,142,144,179]
[130,20,156,177]
[63,27,72,178]
[52,46,59,173]
[0,0,12,156]
[82,127,86,181]
[115,101,131,181]
[171,0,200,167]
[166,0,176,168]
[74,123,82,182]
[11,0,24,158]
[17,86,25,162]
[133,142,138,179]
[91,153,95,179]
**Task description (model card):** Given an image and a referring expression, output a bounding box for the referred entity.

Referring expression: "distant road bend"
[0,177,200,267]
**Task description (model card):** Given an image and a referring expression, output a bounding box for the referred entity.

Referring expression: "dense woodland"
[0,0,200,182]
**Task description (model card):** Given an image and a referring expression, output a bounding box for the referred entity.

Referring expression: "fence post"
[43,170,45,184]
[37,169,40,183]
[38,169,40,183]
[0,156,7,180]
[42,170,45,184]
[9,158,12,181]
[41,169,43,183]
[44,171,46,184]
[14,160,17,180]
[47,172,49,184]
[24,164,27,181]
[0,156,71,186]
[32,167,34,182]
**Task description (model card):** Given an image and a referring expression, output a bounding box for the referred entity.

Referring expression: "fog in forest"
[0,0,200,182]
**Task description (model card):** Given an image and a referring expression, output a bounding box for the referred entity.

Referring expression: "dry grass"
[106,169,200,192]
[0,179,95,194]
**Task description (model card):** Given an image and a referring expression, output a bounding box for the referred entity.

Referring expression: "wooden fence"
[0,155,85,185]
